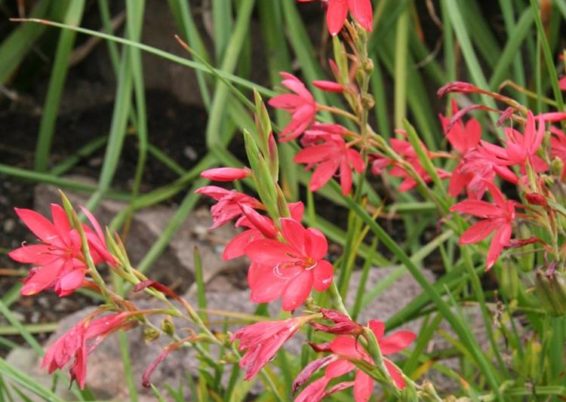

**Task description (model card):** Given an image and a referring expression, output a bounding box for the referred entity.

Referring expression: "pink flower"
[560,76,566,91]
[232,317,303,380]
[440,100,482,154]
[299,0,373,35]
[42,312,130,388]
[9,204,114,297]
[244,218,334,311]
[269,72,317,142]
[498,111,547,172]
[371,138,449,192]
[223,202,304,260]
[550,126,566,178]
[294,131,365,195]
[294,320,416,401]
[448,147,517,199]
[195,186,263,229]
[200,167,251,182]
[451,182,517,269]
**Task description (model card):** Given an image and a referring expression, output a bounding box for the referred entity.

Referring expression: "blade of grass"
[49,136,107,176]
[10,19,275,96]
[0,0,51,84]
[0,358,65,402]
[85,0,143,211]
[118,331,138,402]
[443,0,497,115]
[394,8,409,129]
[34,0,86,172]
[205,0,255,148]
[0,163,130,200]
[212,0,233,61]
[489,8,534,90]
[529,0,565,111]
[258,1,298,200]
[122,0,148,236]
[167,0,211,107]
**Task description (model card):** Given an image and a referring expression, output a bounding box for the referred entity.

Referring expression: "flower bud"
[161,317,175,337]
[200,167,251,182]
[525,192,548,207]
[313,80,344,93]
[143,326,160,343]
[437,81,480,98]
[550,157,564,178]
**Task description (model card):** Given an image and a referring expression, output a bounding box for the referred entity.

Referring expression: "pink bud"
[313,80,344,93]
[437,81,480,97]
[200,167,251,182]
[536,112,566,122]
[525,192,548,206]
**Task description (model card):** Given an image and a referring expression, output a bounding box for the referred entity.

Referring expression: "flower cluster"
[198,167,334,311]
[437,83,566,270]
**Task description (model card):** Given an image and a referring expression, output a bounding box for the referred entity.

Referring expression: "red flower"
[200,167,251,182]
[294,320,416,402]
[560,76,566,91]
[232,317,303,380]
[451,182,517,269]
[440,100,482,154]
[223,202,304,261]
[9,204,114,297]
[371,138,449,192]
[499,111,547,172]
[448,147,517,199]
[269,72,317,141]
[299,0,373,35]
[244,218,334,311]
[42,312,130,388]
[195,186,263,229]
[294,132,365,195]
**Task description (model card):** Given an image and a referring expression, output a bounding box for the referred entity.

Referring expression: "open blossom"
[451,182,517,269]
[42,312,130,388]
[440,100,482,154]
[371,138,448,192]
[244,218,333,311]
[479,111,547,175]
[232,317,304,380]
[9,204,114,297]
[195,186,263,229]
[298,0,373,35]
[295,319,416,402]
[223,202,304,261]
[269,72,317,141]
[294,132,365,195]
[449,146,517,199]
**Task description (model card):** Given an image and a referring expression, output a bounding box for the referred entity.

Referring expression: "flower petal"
[312,260,333,292]
[281,270,313,311]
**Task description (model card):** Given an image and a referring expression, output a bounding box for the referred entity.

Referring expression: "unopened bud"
[437,81,480,98]
[361,94,375,109]
[525,192,548,207]
[143,327,160,343]
[550,157,564,178]
[363,58,374,73]
[161,317,175,336]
